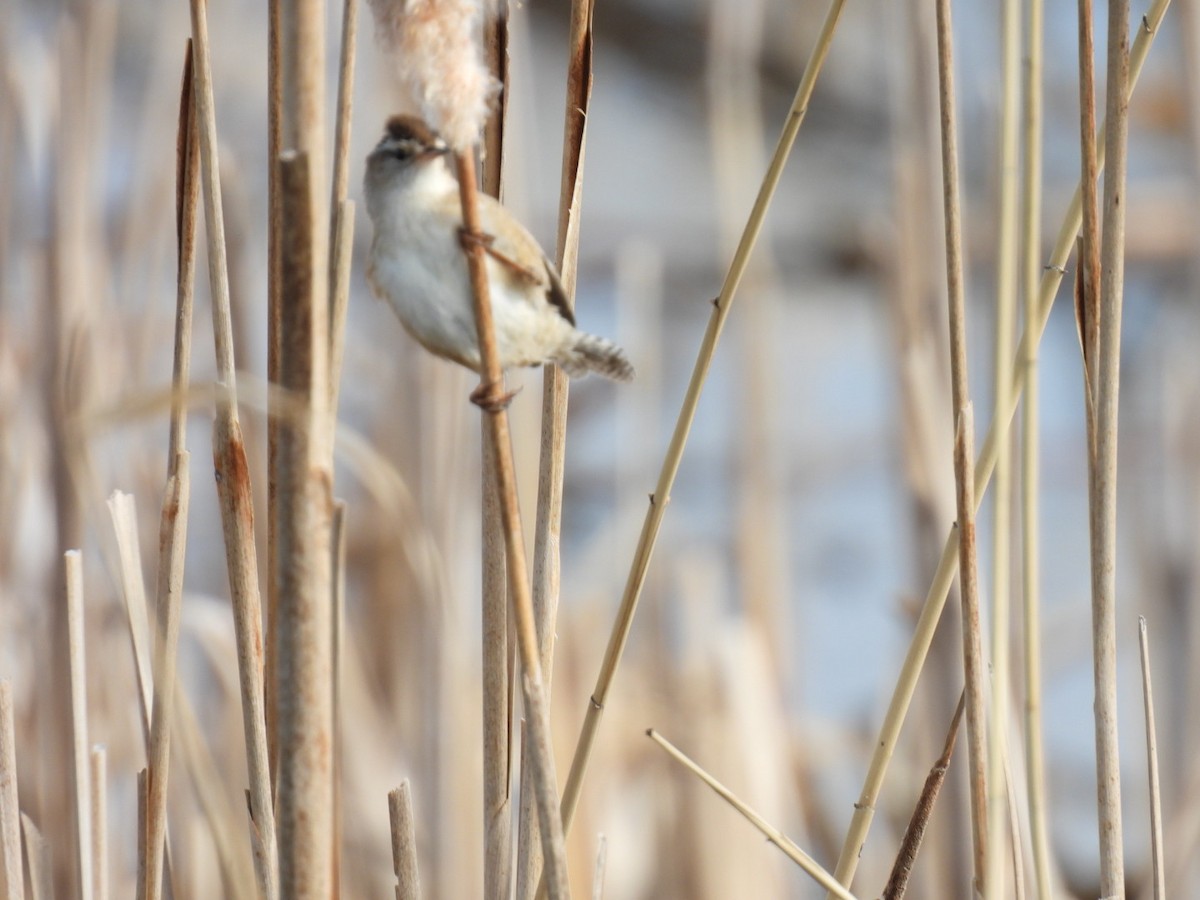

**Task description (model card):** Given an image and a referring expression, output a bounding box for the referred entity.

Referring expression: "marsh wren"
[364,116,635,386]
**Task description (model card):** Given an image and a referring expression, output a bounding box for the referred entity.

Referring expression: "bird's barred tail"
[557,333,635,382]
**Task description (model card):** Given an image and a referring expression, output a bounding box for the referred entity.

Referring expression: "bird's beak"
[421,140,450,160]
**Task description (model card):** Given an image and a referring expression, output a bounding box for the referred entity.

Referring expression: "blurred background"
[2,0,1199,896]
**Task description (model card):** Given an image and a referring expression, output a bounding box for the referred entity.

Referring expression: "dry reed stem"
[327,0,357,432]
[172,682,255,898]
[1020,0,1051,889]
[107,494,154,742]
[20,815,49,900]
[520,2,594,895]
[479,28,511,899]
[275,150,334,900]
[590,835,606,900]
[170,40,200,466]
[186,3,278,893]
[1090,0,1133,890]
[646,730,857,900]
[455,147,570,899]
[927,0,983,882]
[89,747,106,900]
[934,0,968,417]
[953,406,988,892]
[144,458,191,900]
[266,0,283,782]
[1138,618,1165,899]
[882,691,965,900]
[389,782,421,900]
[555,0,848,845]
[143,76,198,886]
[64,551,93,900]
[328,200,355,424]
[827,0,1172,886]
[480,428,511,900]
[331,502,347,896]
[987,0,1024,887]
[1077,0,1102,410]
[136,771,147,900]
[0,681,23,900]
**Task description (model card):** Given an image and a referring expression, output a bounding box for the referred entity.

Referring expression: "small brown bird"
[364,115,634,382]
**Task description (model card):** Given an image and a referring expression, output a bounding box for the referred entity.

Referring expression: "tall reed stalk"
[186,1,278,894]
[551,0,850,853]
[1020,0,1052,888]
[1089,0,1133,889]
[828,0,1173,886]
[518,2,595,895]
[987,0,1024,886]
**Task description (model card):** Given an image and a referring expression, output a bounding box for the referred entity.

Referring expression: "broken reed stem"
[389,782,421,900]
[1020,0,1051,888]
[591,836,607,900]
[555,0,849,847]
[186,2,278,894]
[521,1,594,895]
[0,681,23,900]
[1138,618,1165,900]
[65,551,94,900]
[90,747,106,900]
[986,0,1023,887]
[1090,0,1132,890]
[881,691,965,900]
[478,24,511,900]
[276,150,334,900]
[454,148,570,900]
[21,814,50,900]
[107,494,154,743]
[646,730,857,900]
[827,0,1172,887]
[954,406,988,892]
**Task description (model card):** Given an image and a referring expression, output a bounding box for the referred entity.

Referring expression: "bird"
[363,115,634,391]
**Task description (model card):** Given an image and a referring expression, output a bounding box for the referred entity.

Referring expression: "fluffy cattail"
[367,0,498,151]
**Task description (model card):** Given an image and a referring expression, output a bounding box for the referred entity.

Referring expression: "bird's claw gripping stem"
[470,381,520,412]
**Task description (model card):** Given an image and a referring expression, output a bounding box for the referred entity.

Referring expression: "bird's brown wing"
[477,194,575,327]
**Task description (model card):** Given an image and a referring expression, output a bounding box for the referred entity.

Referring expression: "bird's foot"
[458,227,495,252]
[470,380,520,412]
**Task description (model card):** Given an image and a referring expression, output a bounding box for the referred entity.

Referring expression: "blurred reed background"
[1,0,1199,897]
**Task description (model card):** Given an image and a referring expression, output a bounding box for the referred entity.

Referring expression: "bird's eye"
[391,140,419,160]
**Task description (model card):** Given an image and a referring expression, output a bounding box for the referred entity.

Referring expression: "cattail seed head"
[367,0,498,152]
